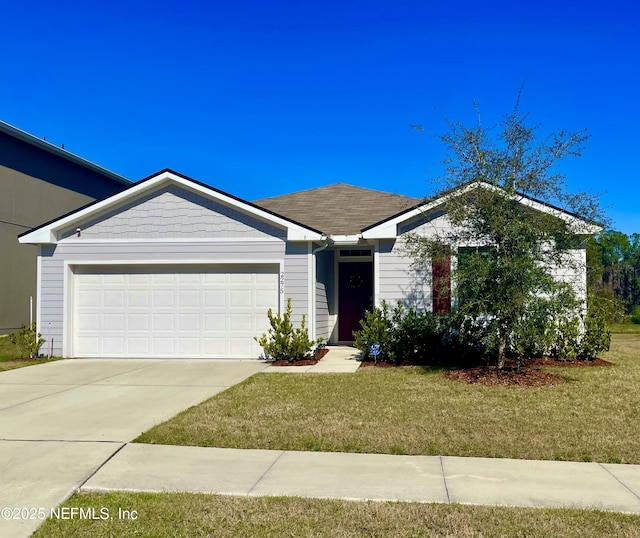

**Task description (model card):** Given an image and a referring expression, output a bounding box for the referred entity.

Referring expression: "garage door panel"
[153,338,174,355]
[128,290,150,307]
[153,273,175,285]
[128,338,150,355]
[204,290,226,307]
[103,274,125,285]
[204,273,226,284]
[73,265,278,358]
[128,274,151,285]
[103,337,125,355]
[230,290,252,307]
[153,314,175,331]
[153,290,174,307]
[103,314,125,331]
[178,290,200,307]
[103,291,125,307]
[204,314,226,331]
[127,314,150,331]
[256,290,276,308]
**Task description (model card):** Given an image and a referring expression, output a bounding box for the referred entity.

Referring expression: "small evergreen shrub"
[255,298,323,362]
[9,323,46,358]
[632,306,640,325]
[353,300,393,361]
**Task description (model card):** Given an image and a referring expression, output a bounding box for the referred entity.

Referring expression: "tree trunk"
[497,330,507,370]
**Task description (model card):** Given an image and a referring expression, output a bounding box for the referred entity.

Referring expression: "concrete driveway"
[0,358,266,538]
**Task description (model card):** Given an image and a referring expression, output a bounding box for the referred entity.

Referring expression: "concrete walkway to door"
[0,358,267,538]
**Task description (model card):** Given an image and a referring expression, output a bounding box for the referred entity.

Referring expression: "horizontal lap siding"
[39,240,286,357]
[315,282,329,341]
[284,243,309,326]
[378,239,431,310]
[39,246,65,355]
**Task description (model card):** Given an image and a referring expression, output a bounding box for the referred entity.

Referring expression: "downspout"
[311,235,331,341]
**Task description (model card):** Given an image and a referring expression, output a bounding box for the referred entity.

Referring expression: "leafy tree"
[406,95,605,368]
[588,229,640,317]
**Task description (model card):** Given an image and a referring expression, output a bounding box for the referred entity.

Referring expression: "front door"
[338,261,373,341]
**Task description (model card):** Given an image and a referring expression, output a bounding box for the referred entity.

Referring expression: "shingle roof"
[254,183,421,235]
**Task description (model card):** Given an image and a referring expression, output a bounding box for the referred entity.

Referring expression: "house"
[0,120,131,334]
[18,169,598,359]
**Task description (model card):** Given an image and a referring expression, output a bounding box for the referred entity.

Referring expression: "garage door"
[73,265,278,358]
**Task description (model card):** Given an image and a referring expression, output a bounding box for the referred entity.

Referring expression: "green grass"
[33,492,640,538]
[0,335,59,371]
[136,334,640,463]
[609,323,640,334]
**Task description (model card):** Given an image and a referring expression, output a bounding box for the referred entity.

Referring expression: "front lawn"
[136,334,640,463]
[33,492,640,538]
[609,323,640,334]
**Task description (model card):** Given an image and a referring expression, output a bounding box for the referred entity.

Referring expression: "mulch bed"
[270,347,329,366]
[361,356,613,387]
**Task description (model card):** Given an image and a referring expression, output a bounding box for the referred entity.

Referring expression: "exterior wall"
[377,209,589,313]
[283,242,310,326]
[39,240,286,357]
[58,185,286,241]
[378,238,432,310]
[550,247,588,306]
[315,248,335,341]
[1,159,125,334]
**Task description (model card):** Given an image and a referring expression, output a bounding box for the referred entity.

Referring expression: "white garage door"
[73,265,278,358]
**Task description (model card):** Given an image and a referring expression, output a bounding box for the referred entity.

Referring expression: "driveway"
[0,359,266,538]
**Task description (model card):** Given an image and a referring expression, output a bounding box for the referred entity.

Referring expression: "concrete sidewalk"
[263,346,362,373]
[83,443,640,514]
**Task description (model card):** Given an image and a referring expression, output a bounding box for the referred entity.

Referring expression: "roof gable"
[19,169,323,244]
[362,181,602,238]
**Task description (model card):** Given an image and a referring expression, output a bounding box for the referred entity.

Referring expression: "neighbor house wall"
[1,156,126,334]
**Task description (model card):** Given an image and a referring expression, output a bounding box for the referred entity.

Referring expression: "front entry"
[338,261,373,341]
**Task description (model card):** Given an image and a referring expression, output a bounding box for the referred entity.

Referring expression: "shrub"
[353,300,393,361]
[632,306,640,325]
[255,298,323,362]
[354,301,449,364]
[389,302,447,364]
[580,295,611,360]
[9,323,46,358]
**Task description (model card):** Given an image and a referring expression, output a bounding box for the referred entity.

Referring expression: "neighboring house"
[18,169,598,359]
[0,120,131,334]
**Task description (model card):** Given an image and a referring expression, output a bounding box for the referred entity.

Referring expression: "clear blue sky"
[2,0,638,234]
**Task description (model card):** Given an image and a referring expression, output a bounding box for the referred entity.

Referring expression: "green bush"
[255,298,323,362]
[354,301,448,364]
[353,300,393,361]
[631,306,640,325]
[580,301,611,360]
[9,323,46,359]
[389,302,447,364]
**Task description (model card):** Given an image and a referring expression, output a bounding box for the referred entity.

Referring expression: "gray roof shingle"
[254,183,421,235]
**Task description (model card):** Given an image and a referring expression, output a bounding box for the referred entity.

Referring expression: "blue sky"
[2,0,638,234]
